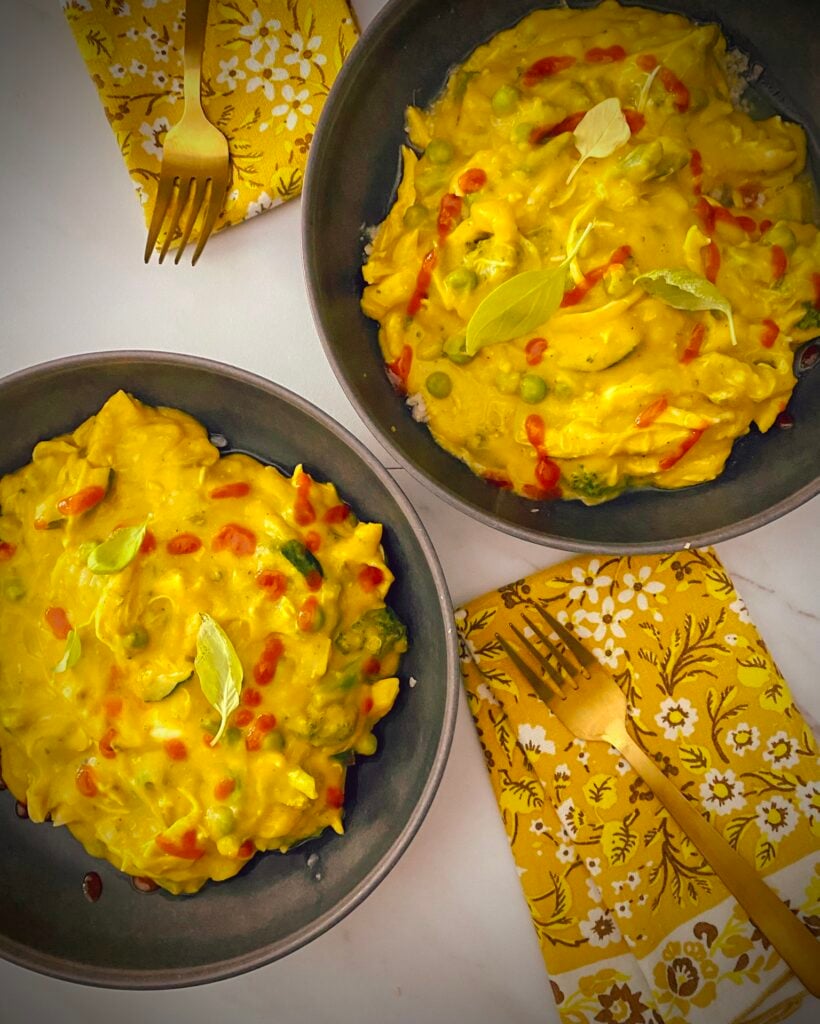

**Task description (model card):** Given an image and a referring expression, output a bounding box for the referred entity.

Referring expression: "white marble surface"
[0,2,817,1022]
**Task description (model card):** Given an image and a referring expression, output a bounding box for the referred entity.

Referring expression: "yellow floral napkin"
[456,549,819,1024]
[62,0,358,240]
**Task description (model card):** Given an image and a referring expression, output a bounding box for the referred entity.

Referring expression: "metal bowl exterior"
[303,0,819,553]
[0,351,459,988]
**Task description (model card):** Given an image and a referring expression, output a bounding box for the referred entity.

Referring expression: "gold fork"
[497,605,820,996]
[143,0,230,265]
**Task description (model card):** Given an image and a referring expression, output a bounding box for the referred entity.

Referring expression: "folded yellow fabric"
[63,0,357,239]
[457,549,819,1024]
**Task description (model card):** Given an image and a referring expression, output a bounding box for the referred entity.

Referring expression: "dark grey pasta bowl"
[0,351,459,988]
[303,0,819,553]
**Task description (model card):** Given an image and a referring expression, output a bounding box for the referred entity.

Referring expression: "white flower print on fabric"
[593,642,624,669]
[613,900,632,919]
[730,597,751,623]
[245,191,281,220]
[474,683,500,706]
[139,116,170,157]
[245,49,287,102]
[755,796,798,843]
[152,70,168,89]
[240,9,282,56]
[586,877,603,903]
[271,84,313,132]
[129,59,147,77]
[585,856,602,876]
[517,723,555,756]
[529,817,548,837]
[625,870,641,890]
[795,780,820,822]
[580,907,621,948]
[655,696,698,740]
[568,560,612,605]
[109,63,127,80]
[216,56,246,92]
[284,32,327,78]
[725,722,760,756]
[762,731,799,770]
[151,41,171,64]
[614,758,630,776]
[556,843,575,864]
[579,596,632,643]
[617,565,665,610]
[557,797,583,839]
[700,768,746,816]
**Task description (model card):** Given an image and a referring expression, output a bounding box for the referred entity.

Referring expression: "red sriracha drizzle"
[167,532,202,555]
[695,197,756,237]
[702,241,721,284]
[75,764,98,798]
[659,428,705,471]
[525,337,548,366]
[635,396,668,428]
[560,246,631,307]
[358,565,385,592]
[156,829,205,861]
[529,110,585,146]
[770,245,788,283]
[760,320,780,349]
[681,322,706,365]
[322,503,350,524]
[254,635,284,686]
[210,482,251,499]
[256,569,287,599]
[212,523,256,556]
[99,727,117,759]
[45,606,72,640]
[245,714,277,752]
[689,149,703,195]
[659,66,689,112]
[294,472,316,526]
[407,248,437,317]
[623,109,646,135]
[387,344,413,392]
[525,415,561,496]
[57,485,106,517]
[585,45,626,62]
[437,193,463,243]
[326,786,344,809]
[522,54,576,87]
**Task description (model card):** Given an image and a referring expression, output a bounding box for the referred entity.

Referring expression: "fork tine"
[521,614,581,689]
[190,177,227,266]
[532,604,596,672]
[174,177,209,265]
[144,173,177,263]
[158,176,193,264]
[496,633,561,704]
[508,624,566,697]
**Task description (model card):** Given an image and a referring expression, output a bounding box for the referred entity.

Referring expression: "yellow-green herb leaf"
[87,522,147,575]
[54,630,81,673]
[636,268,737,345]
[567,97,631,184]
[465,222,595,354]
[195,614,243,746]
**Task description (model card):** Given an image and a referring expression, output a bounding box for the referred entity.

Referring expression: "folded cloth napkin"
[456,549,819,1024]
[63,0,357,239]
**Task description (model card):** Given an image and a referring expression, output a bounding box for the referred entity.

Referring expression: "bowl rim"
[302,0,820,554]
[0,349,461,989]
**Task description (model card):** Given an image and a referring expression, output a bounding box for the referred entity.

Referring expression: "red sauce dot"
[167,533,202,555]
[237,839,255,859]
[210,482,251,499]
[76,764,98,798]
[45,606,72,640]
[164,739,187,761]
[99,727,117,759]
[139,529,157,554]
[241,688,263,708]
[214,778,235,800]
[256,570,287,599]
[235,708,254,728]
[305,531,322,552]
[326,786,344,809]
[212,523,256,556]
[362,696,374,715]
[358,565,385,592]
[322,503,350,524]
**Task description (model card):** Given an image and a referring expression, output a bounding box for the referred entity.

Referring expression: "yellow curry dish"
[361,0,820,504]
[0,391,407,894]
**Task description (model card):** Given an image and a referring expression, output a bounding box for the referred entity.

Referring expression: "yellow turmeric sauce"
[0,392,406,893]
[362,0,819,503]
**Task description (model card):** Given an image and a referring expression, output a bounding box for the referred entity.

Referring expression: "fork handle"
[610,729,820,996]
[182,0,211,115]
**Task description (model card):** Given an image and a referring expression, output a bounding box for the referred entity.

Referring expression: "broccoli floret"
[796,302,820,332]
[334,607,408,657]
[569,469,622,503]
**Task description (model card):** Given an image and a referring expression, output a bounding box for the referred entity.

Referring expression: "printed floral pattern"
[63,1,358,245]
[458,548,819,1024]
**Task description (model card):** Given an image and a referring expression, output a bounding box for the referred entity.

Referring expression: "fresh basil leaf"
[54,629,81,673]
[465,267,567,355]
[796,302,820,332]
[195,614,243,746]
[87,522,147,575]
[465,222,596,355]
[635,269,738,346]
[567,97,631,184]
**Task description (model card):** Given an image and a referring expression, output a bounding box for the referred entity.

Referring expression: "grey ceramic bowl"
[0,351,459,988]
[303,0,819,553]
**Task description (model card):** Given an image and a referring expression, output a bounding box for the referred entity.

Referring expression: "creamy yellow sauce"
[362,0,819,503]
[0,392,406,893]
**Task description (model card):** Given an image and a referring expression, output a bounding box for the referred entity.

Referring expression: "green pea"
[263,731,284,751]
[224,726,242,746]
[762,223,797,254]
[495,370,521,395]
[403,203,429,229]
[512,122,535,144]
[425,371,453,398]
[491,84,519,116]
[3,579,26,602]
[206,806,235,838]
[520,374,548,404]
[356,732,378,756]
[443,334,473,365]
[425,138,454,165]
[445,267,478,292]
[125,626,149,650]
